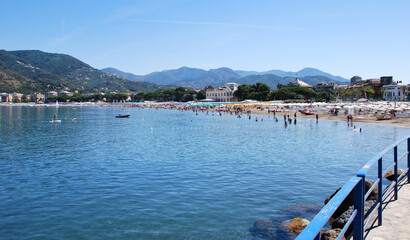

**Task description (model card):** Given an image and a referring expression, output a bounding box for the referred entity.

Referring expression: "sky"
[1,0,409,82]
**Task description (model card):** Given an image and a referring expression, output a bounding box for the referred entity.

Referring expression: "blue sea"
[0,105,409,240]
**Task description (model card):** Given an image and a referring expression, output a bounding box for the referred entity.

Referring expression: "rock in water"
[321,228,346,240]
[385,169,405,181]
[332,200,376,230]
[324,179,377,218]
[251,219,277,240]
[281,218,310,234]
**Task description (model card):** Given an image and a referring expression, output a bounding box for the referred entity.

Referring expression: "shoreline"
[1,102,410,128]
[248,108,410,128]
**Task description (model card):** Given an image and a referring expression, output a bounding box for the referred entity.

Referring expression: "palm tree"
[379,88,386,100]
[400,86,407,100]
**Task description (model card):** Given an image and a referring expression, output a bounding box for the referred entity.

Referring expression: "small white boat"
[50,119,61,123]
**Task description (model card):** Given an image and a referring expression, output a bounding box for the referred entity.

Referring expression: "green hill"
[0,50,79,93]
[235,74,286,89]
[0,50,167,93]
[0,66,39,94]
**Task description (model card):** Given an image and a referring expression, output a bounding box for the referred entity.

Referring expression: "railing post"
[407,138,410,184]
[353,177,364,240]
[394,146,398,200]
[378,157,383,226]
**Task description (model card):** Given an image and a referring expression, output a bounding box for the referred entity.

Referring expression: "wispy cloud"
[131,19,302,31]
[52,24,88,45]
[52,17,98,45]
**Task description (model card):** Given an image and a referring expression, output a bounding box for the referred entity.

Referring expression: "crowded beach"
[3,100,408,128]
[136,100,410,128]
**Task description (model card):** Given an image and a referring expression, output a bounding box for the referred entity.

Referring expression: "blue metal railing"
[296,135,410,240]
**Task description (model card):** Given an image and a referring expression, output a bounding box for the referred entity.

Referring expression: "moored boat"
[377,115,392,121]
[300,111,315,115]
[115,114,130,118]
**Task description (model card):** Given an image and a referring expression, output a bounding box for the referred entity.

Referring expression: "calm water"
[0,105,409,240]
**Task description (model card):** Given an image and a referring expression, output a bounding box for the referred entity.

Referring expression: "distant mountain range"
[0,50,168,94]
[0,49,350,94]
[102,66,349,90]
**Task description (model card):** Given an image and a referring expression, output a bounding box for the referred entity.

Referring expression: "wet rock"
[365,179,378,201]
[251,219,277,240]
[321,228,346,240]
[281,218,310,234]
[385,169,405,181]
[332,200,376,230]
[324,180,377,218]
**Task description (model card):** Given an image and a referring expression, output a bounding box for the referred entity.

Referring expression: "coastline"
[1,102,409,128]
[248,108,410,128]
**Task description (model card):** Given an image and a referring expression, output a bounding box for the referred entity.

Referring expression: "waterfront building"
[206,87,235,102]
[22,94,31,102]
[30,93,45,102]
[286,78,312,88]
[350,76,365,85]
[222,83,240,91]
[12,93,23,102]
[58,90,74,96]
[0,93,7,102]
[349,76,397,99]
[6,94,13,102]
[383,82,408,101]
[45,91,58,99]
[380,76,393,85]
[314,82,339,92]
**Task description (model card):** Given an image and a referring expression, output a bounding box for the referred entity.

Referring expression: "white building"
[222,82,240,91]
[206,87,235,102]
[286,78,312,88]
[45,91,58,99]
[383,83,407,101]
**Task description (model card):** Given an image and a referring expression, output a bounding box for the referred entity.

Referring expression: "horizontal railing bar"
[398,171,409,185]
[297,135,409,240]
[337,209,358,240]
[357,136,408,177]
[383,182,396,202]
[364,202,380,230]
[402,168,409,178]
[398,152,408,162]
[365,179,380,201]
[295,177,361,240]
[382,162,396,177]
[398,170,408,182]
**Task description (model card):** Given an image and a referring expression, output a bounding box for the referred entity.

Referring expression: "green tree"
[144,92,159,101]
[174,87,186,102]
[318,91,328,100]
[196,90,206,100]
[363,86,375,98]
[268,87,316,100]
[252,82,270,101]
[234,84,252,101]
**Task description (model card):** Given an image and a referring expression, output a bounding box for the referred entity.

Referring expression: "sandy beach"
[248,108,410,128]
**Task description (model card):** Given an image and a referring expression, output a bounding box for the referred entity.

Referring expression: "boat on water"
[115,114,130,118]
[377,115,393,121]
[50,119,61,123]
